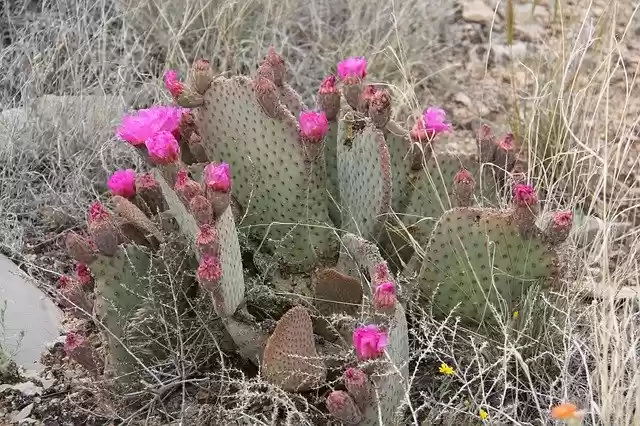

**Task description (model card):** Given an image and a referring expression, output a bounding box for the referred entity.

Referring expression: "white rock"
[462,0,496,24]
[0,254,62,371]
[12,403,34,422]
[11,382,43,397]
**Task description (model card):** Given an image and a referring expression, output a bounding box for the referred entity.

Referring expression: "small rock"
[453,92,473,108]
[11,382,43,397]
[12,402,34,422]
[462,0,496,24]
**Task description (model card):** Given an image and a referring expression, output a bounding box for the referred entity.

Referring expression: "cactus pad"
[417,207,561,323]
[337,114,392,241]
[313,268,363,316]
[212,207,244,317]
[261,306,327,391]
[195,75,336,270]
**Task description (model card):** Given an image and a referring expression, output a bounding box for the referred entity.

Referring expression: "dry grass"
[1,0,640,424]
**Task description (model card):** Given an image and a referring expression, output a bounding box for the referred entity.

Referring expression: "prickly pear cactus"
[192,71,336,271]
[415,183,572,325]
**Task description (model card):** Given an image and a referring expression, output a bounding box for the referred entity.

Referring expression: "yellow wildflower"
[439,362,454,376]
[513,310,519,319]
[479,408,489,420]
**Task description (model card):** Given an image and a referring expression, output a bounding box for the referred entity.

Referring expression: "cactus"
[415,182,571,325]
[48,48,575,425]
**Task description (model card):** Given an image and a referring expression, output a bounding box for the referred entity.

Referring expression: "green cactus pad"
[91,245,153,377]
[154,169,200,245]
[195,75,336,271]
[417,207,560,324]
[395,139,504,270]
[324,120,341,226]
[381,121,414,212]
[261,306,327,391]
[213,206,245,317]
[361,303,410,426]
[337,115,392,242]
[278,84,306,117]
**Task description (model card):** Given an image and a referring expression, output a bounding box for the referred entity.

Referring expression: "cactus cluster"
[53,48,573,424]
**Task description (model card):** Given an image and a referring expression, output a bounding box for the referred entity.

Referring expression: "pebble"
[12,403,34,422]
[462,0,496,25]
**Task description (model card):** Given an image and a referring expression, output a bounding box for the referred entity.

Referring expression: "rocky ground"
[1,0,640,424]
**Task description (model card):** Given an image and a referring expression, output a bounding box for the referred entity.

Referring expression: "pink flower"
[116,106,186,146]
[422,107,452,137]
[299,110,329,142]
[145,131,181,164]
[352,325,388,360]
[513,184,538,206]
[373,282,396,310]
[204,162,231,192]
[107,169,137,198]
[164,70,184,97]
[337,56,368,80]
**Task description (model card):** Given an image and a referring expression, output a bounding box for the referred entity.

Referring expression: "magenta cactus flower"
[145,131,180,164]
[163,70,184,97]
[337,56,368,80]
[116,106,186,146]
[204,162,231,192]
[422,107,452,137]
[513,183,538,206]
[107,169,137,198]
[299,110,329,143]
[196,224,219,256]
[373,282,397,311]
[352,324,388,360]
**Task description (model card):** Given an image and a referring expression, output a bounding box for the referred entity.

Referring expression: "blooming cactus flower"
[163,70,184,97]
[373,282,396,311]
[107,169,137,198]
[422,107,452,137]
[204,162,232,192]
[116,106,186,146]
[299,110,329,143]
[145,131,181,164]
[352,324,388,360]
[337,56,368,80]
[75,263,92,286]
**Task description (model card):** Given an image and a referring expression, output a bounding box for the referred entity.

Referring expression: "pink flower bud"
[317,75,341,121]
[136,172,159,190]
[164,70,184,97]
[175,169,204,205]
[204,162,231,193]
[453,168,475,207]
[369,89,392,128]
[319,74,338,94]
[107,169,137,198]
[196,255,222,292]
[373,282,396,311]
[75,263,92,286]
[344,367,370,404]
[373,262,390,284]
[358,84,378,113]
[352,324,388,360]
[145,131,180,164]
[299,110,329,143]
[512,184,538,207]
[545,210,573,244]
[326,391,363,424]
[189,195,213,225]
[58,275,72,289]
[264,47,286,86]
[88,202,110,223]
[196,224,219,256]
[337,56,368,80]
[64,331,84,352]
